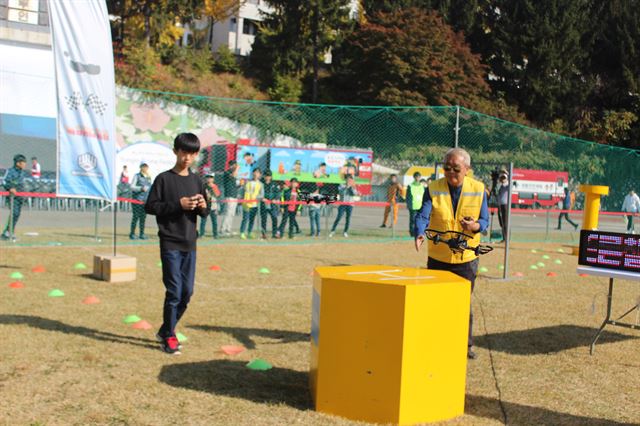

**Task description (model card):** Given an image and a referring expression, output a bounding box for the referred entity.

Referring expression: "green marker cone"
[123,314,142,324]
[531,249,538,254]
[530,265,538,270]
[554,259,563,265]
[246,359,272,371]
[479,266,489,273]
[557,248,565,253]
[48,289,65,297]
[537,262,545,267]
[157,261,162,267]
[259,267,270,274]
[73,262,87,270]
[176,332,188,342]
[10,271,24,279]
[542,255,550,260]
[498,265,505,270]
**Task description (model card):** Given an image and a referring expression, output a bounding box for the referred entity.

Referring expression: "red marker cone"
[132,320,152,330]
[82,295,100,305]
[546,272,557,277]
[32,265,46,273]
[579,273,588,277]
[208,265,221,271]
[514,272,524,277]
[9,282,24,289]
[221,345,246,355]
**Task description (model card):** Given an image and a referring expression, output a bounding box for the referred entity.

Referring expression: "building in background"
[182,0,359,59]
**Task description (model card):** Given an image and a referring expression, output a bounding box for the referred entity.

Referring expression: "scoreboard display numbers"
[579,230,640,273]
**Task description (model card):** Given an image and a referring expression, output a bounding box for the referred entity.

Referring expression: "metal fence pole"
[545,210,550,242]
[454,105,460,148]
[503,162,514,280]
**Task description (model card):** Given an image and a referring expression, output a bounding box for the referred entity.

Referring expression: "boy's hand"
[415,235,425,252]
[460,217,479,232]
[180,196,199,210]
[195,194,207,209]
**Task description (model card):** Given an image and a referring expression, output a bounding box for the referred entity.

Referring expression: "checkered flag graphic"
[65,92,83,111]
[84,93,108,116]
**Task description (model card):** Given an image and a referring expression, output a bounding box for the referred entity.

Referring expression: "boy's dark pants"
[260,204,278,237]
[159,249,196,338]
[200,210,218,237]
[331,205,353,233]
[3,196,23,236]
[279,210,298,237]
[427,257,478,349]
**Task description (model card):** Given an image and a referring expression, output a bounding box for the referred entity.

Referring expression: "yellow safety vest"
[408,182,424,210]
[428,177,484,264]
[243,180,263,210]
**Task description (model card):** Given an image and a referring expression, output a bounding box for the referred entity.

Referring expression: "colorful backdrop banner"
[49,0,117,201]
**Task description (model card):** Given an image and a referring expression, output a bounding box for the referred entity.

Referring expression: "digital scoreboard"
[579,230,640,273]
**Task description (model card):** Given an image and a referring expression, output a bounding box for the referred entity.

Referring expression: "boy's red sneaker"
[162,336,181,355]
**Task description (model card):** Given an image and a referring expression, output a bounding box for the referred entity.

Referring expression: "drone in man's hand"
[424,229,493,257]
[298,192,338,204]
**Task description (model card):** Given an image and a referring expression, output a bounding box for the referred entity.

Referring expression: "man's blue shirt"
[414,182,489,237]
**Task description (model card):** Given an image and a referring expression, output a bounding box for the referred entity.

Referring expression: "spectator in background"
[330,175,359,238]
[260,170,280,239]
[199,174,221,239]
[31,157,41,179]
[557,187,578,231]
[497,170,510,242]
[129,162,152,240]
[279,178,300,239]
[120,165,129,184]
[406,171,424,237]
[240,168,263,239]
[622,189,640,233]
[219,160,240,237]
[380,174,404,228]
[308,183,322,237]
[1,154,28,241]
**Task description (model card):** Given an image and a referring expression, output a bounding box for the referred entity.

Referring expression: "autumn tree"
[332,8,490,107]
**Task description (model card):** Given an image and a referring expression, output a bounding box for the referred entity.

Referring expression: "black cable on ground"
[476,293,509,425]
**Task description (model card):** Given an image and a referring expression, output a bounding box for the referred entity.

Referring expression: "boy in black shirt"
[145,133,209,355]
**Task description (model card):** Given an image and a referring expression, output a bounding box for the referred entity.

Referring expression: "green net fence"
[2,86,639,247]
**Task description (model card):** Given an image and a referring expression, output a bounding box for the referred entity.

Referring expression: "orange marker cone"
[9,282,24,289]
[32,265,46,273]
[221,345,246,355]
[546,272,557,277]
[82,296,100,305]
[132,320,152,330]
[209,265,221,271]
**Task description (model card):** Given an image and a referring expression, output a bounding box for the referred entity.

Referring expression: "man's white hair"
[444,148,471,167]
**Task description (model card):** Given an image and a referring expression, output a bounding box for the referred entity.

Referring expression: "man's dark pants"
[159,249,196,338]
[409,209,418,236]
[427,257,479,349]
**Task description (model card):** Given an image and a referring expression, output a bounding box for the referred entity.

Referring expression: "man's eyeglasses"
[443,165,462,173]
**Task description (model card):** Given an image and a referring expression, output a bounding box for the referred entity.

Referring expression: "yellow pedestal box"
[310,265,471,425]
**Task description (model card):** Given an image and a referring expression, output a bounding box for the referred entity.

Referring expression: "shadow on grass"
[189,325,308,350]
[158,359,312,410]
[158,363,629,424]
[474,324,638,355]
[0,314,158,350]
[467,394,633,425]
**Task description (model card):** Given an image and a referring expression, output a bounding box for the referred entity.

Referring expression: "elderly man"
[414,148,489,360]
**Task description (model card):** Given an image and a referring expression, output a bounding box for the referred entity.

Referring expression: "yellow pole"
[578,185,609,230]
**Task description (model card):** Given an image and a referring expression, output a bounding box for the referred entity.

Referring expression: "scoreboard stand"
[577,230,640,355]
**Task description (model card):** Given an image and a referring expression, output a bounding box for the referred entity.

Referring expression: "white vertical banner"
[49,0,117,201]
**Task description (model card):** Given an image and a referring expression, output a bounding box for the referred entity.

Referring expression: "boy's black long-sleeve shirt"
[145,169,209,251]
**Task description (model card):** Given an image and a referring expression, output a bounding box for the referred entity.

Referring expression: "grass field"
[1,239,639,425]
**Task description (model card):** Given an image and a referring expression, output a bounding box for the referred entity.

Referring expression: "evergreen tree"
[249,0,351,102]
